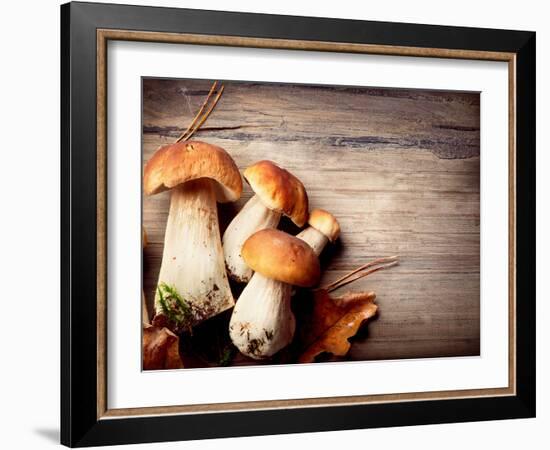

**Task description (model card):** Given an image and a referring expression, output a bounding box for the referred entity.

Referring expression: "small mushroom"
[222,160,308,283]
[144,141,243,327]
[295,209,340,256]
[229,229,320,359]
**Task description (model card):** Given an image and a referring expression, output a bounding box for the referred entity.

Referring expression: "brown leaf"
[298,289,377,363]
[143,323,184,370]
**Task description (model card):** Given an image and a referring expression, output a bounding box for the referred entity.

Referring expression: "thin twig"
[174,81,218,143]
[183,84,225,141]
[326,261,399,293]
[323,255,399,292]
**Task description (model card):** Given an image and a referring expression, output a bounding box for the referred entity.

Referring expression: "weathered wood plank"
[143,79,480,159]
[141,78,480,365]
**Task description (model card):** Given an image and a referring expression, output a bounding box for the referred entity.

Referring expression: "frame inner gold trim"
[96,29,517,420]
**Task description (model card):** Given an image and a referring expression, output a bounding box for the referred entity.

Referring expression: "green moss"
[157,282,193,333]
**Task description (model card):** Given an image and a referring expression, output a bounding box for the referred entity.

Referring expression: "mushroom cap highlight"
[308,208,341,242]
[243,160,309,227]
[143,141,243,202]
[242,229,320,287]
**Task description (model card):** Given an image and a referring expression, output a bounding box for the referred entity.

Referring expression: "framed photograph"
[61,1,536,447]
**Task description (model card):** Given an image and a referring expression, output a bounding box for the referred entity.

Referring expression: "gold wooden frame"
[96,29,516,420]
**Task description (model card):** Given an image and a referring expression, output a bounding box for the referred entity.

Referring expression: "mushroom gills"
[229,273,294,359]
[155,178,234,327]
[222,194,281,283]
[296,226,329,257]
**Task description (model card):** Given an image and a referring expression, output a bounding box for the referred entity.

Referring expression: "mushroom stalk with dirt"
[144,141,242,329]
[229,229,320,359]
[222,160,308,283]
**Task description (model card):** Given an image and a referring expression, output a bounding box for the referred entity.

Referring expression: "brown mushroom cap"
[143,141,242,202]
[242,229,320,287]
[308,209,340,242]
[243,160,309,227]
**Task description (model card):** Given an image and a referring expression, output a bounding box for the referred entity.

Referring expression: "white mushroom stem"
[296,226,329,256]
[291,227,330,296]
[155,178,234,326]
[222,195,281,282]
[229,273,293,359]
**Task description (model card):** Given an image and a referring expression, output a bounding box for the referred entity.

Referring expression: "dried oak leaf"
[143,323,184,370]
[298,289,377,363]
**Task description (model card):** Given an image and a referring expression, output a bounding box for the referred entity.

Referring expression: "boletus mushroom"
[229,229,320,359]
[144,141,243,328]
[296,208,340,256]
[222,160,308,283]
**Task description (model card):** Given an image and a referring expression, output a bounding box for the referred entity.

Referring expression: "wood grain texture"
[142,78,480,364]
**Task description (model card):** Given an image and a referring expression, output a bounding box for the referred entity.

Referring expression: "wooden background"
[142,78,480,364]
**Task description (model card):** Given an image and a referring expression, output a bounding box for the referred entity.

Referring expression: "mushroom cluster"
[141,81,352,366]
[228,208,340,359]
[143,128,344,362]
